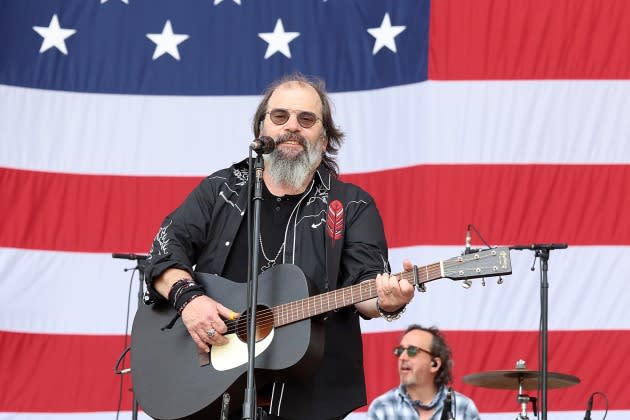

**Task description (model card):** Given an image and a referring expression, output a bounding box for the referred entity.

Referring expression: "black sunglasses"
[266,108,321,129]
[393,345,434,358]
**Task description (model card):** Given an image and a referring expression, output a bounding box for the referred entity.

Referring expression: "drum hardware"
[463,360,580,420]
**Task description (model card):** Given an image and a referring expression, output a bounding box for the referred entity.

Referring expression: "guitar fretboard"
[271,262,443,327]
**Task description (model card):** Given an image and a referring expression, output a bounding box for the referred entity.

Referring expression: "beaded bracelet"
[376,298,406,322]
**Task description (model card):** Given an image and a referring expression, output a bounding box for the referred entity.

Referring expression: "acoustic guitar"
[131,247,512,419]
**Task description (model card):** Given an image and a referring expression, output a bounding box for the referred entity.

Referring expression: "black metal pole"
[538,248,549,420]
[111,253,148,420]
[509,243,567,420]
[242,154,265,420]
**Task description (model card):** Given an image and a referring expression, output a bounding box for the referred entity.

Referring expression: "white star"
[100,0,129,4]
[258,19,300,59]
[367,13,406,55]
[213,0,241,4]
[32,14,77,55]
[146,20,190,61]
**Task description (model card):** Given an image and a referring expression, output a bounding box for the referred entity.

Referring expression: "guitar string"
[219,262,474,335]
[216,252,501,336]
[219,267,444,334]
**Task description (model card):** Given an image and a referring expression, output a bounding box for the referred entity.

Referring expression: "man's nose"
[283,112,301,131]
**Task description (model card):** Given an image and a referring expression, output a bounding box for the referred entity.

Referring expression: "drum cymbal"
[463,369,580,390]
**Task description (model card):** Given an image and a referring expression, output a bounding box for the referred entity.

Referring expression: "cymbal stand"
[516,378,538,420]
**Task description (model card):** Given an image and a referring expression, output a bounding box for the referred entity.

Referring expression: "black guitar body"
[131,264,324,420]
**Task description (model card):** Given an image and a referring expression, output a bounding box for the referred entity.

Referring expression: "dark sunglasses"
[393,345,434,358]
[266,108,321,129]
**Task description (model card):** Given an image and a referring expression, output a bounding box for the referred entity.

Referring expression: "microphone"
[583,394,593,420]
[440,387,454,420]
[249,136,275,154]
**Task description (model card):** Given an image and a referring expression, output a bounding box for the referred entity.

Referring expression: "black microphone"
[583,394,593,420]
[440,387,454,420]
[249,136,275,154]
[112,253,148,260]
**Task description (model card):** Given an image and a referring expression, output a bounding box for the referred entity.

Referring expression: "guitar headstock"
[443,247,512,280]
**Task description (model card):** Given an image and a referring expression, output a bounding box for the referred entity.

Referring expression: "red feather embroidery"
[326,199,344,245]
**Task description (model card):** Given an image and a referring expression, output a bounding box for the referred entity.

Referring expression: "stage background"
[1,0,629,419]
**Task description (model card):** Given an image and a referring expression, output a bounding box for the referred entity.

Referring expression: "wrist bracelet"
[376,298,406,322]
[168,278,197,306]
[176,292,204,315]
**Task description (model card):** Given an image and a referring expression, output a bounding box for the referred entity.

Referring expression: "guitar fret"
[267,248,511,329]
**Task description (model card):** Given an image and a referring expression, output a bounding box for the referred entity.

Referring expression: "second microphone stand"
[510,243,567,420]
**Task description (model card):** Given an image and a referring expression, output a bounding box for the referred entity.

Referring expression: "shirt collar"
[398,384,446,410]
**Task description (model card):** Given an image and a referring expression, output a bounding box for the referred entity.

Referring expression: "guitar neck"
[272,262,443,327]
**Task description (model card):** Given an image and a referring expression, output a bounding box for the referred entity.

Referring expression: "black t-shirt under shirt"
[223,182,303,283]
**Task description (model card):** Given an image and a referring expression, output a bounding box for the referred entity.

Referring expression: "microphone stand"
[509,243,567,420]
[243,151,265,420]
[111,253,148,420]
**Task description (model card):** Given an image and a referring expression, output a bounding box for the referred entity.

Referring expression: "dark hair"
[404,324,453,388]
[252,73,344,177]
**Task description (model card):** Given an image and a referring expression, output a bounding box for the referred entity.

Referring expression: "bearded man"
[141,73,414,420]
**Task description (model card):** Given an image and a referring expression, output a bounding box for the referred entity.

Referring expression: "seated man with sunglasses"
[367,325,480,420]
[142,73,415,420]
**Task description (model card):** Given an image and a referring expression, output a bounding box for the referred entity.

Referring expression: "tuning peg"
[497,276,503,285]
[462,279,472,289]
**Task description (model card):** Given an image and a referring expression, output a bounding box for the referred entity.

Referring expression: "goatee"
[264,133,323,191]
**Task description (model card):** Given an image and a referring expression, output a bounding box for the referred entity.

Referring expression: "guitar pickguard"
[211,330,274,371]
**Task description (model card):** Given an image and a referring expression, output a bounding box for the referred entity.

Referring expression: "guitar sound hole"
[236,305,273,343]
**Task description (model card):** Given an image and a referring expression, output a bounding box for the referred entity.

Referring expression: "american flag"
[1,0,629,419]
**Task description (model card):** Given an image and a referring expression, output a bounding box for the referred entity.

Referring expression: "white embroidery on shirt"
[219,190,245,214]
[149,219,172,256]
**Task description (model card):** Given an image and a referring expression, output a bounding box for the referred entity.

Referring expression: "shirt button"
[225,241,230,246]
[275,206,281,211]
[276,197,282,202]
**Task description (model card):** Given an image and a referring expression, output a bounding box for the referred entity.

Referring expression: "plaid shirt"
[367,385,481,420]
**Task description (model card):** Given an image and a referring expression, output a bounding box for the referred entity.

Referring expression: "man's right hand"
[180,295,239,353]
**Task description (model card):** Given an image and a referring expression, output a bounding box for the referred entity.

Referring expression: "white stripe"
[0,249,142,334]
[2,81,630,176]
[346,410,627,420]
[361,245,630,333]
[1,246,629,334]
[0,410,623,420]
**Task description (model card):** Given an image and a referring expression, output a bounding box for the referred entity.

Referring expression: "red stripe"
[361,330,630,413]
[2,164,629,251]
[0,331,133,412]
[429,0,630,80]
[1,329,627,412]
[346,164,630,247]
[0,167,200,253]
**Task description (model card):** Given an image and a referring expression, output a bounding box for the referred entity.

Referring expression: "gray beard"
[264,137,323,191]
